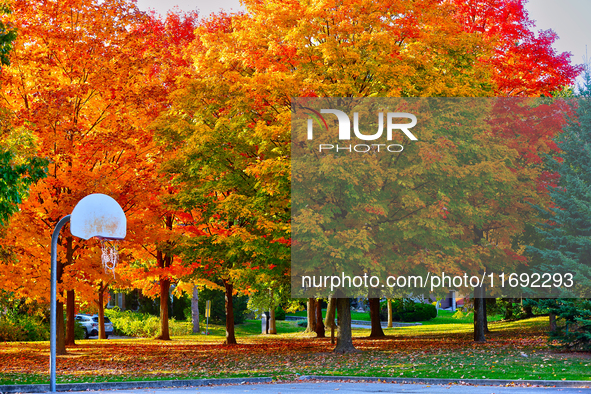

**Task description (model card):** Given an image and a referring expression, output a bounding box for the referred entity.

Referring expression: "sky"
[135,0,591,76]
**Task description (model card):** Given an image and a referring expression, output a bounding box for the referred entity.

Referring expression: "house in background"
[107,291,126,309]
[433,290,465,311]
[107,289,143,311]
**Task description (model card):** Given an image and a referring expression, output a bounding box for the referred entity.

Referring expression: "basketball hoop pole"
[50,215,71,393]
[48,194,126,392]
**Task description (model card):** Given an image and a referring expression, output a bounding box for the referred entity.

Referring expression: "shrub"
[0,312,89,342]
[0,319,26,341]
[0,314,50,341]
[381,299,437,322]
[23,315,50,341]
[537,299,591,351]
[105,309,159,337]
[74,321,86,340]
[490,298,544,321]
[274,306,286,321]
[452,309,473,320]
[104,309,192,338]
[169,321,192,336]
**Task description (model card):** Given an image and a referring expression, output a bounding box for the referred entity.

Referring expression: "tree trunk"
[472,228,486,343]
[387,299,393,328]
[223,280,237,344]
[305,298,316,333]
[324,296,337,329]
[368,298,385,338]
[523,304,534,318]
[269,307,277,334]
[473,285,486,342]
[156,277,171,340]
[56,249,66,355]
[56,300,66,355]
[549,313,557,332]
[334,298,356,353]
[65,289,76,345]
[315,298,325,338]
[484,293,490,334]
[98,282,107,339]
[155,247,171,340]
[504,299,514,320]
[64,237,75,347]
[155,215,174,340]
[267,288,277,334]
[192,285,200,334]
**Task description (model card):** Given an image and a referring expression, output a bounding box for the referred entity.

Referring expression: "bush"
[0,312,88,342]
[452,309,473,320]
[381,299,437,322]
[169,321,192,336]
[104,309,160,337]
[537,299,591,351]
[275,306,286,321]
[23,315,50,341]
[490,298,544,321]
[0,314,50,341]
[0,319,27,341]
[74,321,86,340]
[104,309,192,338]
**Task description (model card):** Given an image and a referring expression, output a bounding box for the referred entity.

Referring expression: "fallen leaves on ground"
[1,317,590,384]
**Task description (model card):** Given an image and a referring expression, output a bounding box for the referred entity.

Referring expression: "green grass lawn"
[1,316,589,386]
[287,309,372,321]
[286,308,503,324]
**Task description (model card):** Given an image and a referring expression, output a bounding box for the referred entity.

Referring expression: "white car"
[75,314,114,338]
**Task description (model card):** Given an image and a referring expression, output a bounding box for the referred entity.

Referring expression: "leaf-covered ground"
[1,317,590,385]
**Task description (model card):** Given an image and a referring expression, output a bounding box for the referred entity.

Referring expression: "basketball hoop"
[70,194,126,241]
[98,238,120,278]
[70,193,126,278]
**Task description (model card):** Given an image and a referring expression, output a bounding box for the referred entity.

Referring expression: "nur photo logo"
[303,107,418,153]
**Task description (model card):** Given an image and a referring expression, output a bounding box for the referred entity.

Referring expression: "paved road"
[350,323,386,329]
[82,335,133,340]
[64,381,591,394]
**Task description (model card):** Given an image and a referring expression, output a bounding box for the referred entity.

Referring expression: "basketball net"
[99,239,119,278]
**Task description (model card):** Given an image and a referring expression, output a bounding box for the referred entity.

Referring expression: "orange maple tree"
[0,0,163,352]
[115,9,199,341]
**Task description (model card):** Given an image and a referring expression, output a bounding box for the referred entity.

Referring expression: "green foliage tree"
[0,4,46,226]
[0,2,16,67]
[0,149,47,226]
[526,67,591,350]
[535,298,591,351]
[527,67,591,297]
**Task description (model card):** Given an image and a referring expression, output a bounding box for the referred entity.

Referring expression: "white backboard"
[70,194,126,240]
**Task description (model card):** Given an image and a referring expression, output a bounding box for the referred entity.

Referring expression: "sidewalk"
[1,375,589,393]
[49,381,591,394]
